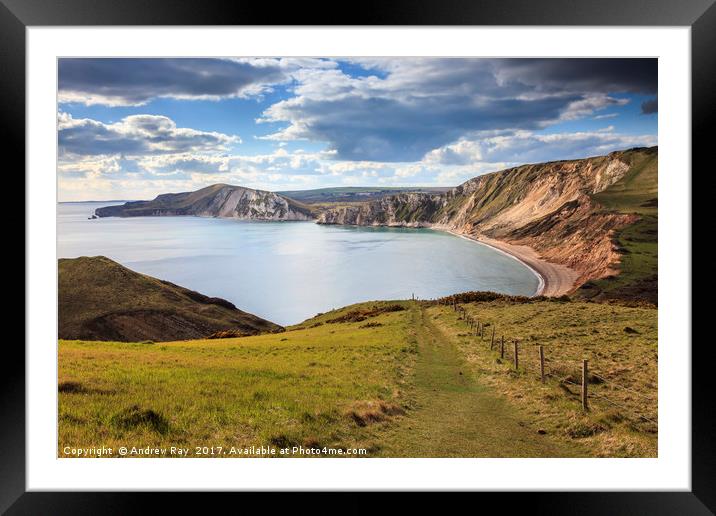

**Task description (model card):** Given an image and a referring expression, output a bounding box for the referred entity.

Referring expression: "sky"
[57,58,657,201]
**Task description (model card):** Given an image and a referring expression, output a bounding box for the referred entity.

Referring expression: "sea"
[58,202,541,325]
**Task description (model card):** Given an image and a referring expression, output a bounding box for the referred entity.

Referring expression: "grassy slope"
[374,305,586,457]
[59,301,418,456]
[59,256,281,342]
[576,149,658,304]
[59,298,656,457]
[430,299,657,457]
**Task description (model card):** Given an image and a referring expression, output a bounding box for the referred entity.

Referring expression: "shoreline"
[449,231,546,296]
[442,228,579,297]
[84,206,578,297]
[320,219,579,297]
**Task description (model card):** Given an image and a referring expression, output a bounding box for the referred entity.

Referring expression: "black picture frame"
[4,0,708,512]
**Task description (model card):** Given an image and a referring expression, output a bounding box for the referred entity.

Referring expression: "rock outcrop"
[95,184,315,221]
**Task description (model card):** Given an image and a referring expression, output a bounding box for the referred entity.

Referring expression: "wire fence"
[426,296,658,430]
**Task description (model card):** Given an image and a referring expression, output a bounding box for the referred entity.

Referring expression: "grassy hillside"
[430,295,657,457]
[59,256,282,342]
[577,147,658,304]
[59,297,656,458]
[59,301,417,457]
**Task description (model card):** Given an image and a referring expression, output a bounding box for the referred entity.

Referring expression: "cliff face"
[318,148,656,291]
[96,184,315,221]
[317,192,446,226]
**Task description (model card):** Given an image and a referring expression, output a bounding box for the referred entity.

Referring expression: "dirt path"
[377,305,582,457]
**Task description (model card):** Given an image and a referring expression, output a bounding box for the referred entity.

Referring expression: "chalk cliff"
[95,184,314,221]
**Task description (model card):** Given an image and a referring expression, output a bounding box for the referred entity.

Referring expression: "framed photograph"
[6,0,710,511]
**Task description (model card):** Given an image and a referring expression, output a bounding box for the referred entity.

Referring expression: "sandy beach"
[445,230,579,297]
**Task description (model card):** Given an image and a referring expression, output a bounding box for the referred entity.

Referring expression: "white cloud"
[59,113,239,157]
[424,128,657,166]
[56,58,658,200]
[257,58,655,162]
[58,110,657,201]
[560,95,629,121]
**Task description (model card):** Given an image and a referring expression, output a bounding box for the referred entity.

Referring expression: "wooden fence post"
[513,340,519,370]
[480,323,484,339]
[500,336,505,359]
[490,327,495,349]
[581,359,589,411]
[539,345,545,383]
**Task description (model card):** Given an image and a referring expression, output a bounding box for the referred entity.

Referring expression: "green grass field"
[59,297,657,458]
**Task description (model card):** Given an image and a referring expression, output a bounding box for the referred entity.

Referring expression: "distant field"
[59,298,657,458]
[278,186,450,204]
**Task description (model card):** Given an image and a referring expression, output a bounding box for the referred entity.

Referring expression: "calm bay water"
[58,202,540,325]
